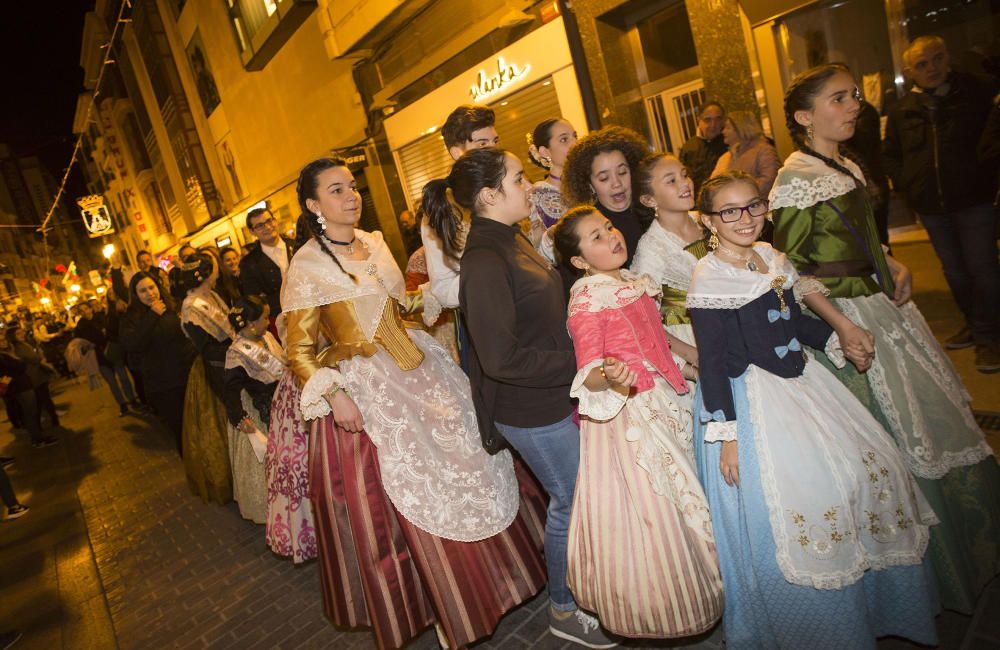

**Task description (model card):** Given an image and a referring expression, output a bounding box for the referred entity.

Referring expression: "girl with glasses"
[690,170,939,648]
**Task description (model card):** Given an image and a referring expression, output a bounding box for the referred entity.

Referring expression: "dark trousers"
[35,383,59,428]
[147,386,186,455]
[12,389,42,444]
[0,467,17,508]
[920,203,1000,346]
[2,394,23,429]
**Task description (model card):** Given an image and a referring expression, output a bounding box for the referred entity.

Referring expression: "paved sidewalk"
[0,233,997,650]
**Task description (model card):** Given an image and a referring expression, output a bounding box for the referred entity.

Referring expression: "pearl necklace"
[716,243,758,272]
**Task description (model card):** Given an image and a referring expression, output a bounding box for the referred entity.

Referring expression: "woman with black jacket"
[0,335,57,448]
[425,147,617,649]
[119,271,195,453]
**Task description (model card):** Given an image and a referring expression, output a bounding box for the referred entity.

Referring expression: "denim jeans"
[919,203,1000,345]
[496,414,580,611]
[99,363,136,406]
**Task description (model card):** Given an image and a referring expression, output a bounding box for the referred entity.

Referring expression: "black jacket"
[679,133,728,194]
[239,237,294,316]
[883,71,998,214]
[120,307,195,393]
[459,217,577,451]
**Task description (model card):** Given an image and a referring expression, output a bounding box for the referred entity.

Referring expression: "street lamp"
[95,286,106,295]
[70,283,81,293]
[102,243,116,259]
[40,297,51,305]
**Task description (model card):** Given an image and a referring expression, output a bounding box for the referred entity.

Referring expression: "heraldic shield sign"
[77,194,115,238]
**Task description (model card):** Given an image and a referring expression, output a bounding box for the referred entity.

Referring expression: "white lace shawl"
[181,285,235,342]
[630,218,701,291]
[686,243,797,311]
[768,151,864,210]
[282,230,405,341]
[224,331,287,385]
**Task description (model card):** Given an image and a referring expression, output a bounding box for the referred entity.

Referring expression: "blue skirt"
[693,371,940,649]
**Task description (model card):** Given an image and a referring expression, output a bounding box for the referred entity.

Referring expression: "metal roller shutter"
[396,77,562,209]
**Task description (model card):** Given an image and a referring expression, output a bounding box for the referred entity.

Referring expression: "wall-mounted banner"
[77,194,115,238]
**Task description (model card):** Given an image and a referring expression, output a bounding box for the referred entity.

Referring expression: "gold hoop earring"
[708,229,720,250]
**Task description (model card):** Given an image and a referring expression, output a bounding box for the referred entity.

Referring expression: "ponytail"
[419,178,465,261]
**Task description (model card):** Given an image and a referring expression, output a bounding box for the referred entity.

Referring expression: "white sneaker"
[548,607,618,649]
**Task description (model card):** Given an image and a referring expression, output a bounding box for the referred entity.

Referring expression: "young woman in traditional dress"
[551,205,723,639]
[771,63,1000,614]
[527,118,578,228]
[179,253,236,504]
[222,295,282,524]
[283,157,546,649]
[690,171,939,648]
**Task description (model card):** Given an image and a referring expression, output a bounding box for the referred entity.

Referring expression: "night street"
[1,230,999,649]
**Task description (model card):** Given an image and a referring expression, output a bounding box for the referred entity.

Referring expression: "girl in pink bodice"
[552,206,722,640]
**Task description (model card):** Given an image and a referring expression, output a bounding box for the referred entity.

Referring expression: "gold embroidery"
[788,506,848,557]
[770,275,788,312]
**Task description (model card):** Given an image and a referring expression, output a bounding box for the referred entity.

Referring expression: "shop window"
[224,0,317,71]
[394,78,561,209]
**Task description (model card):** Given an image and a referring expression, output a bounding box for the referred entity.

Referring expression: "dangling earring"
[654,205,659,219]
[541,155,552,168]
[314,211,326,229]
[583,264,593,276]
[708,228,720,250]
[806,124,815,144]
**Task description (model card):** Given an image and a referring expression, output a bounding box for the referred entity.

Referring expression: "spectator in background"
[1,462,29,520]
[216,246,243,307]
[884,35,1000,372]
[168,244,197,304]
[120,271,194,454]
[397,209,421,255]
[74,302,139,415]
[8,327,59,429]
[135,249,171,295]
[710,110,781,198]
[679,101,727,194]
[240,208,294,326]
[0,334,57,448]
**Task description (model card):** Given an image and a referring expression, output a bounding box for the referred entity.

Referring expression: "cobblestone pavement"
[1,233,998,650]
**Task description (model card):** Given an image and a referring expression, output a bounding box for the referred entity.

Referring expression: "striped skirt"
[568,381,723,638]
[309,415,547,650]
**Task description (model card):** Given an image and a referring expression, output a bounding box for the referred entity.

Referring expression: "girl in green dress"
[771,63,1000,614]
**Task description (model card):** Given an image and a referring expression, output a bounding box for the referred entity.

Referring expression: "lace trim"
[630,220,699,291]
[823,333,847,369]
[298,367,345,421]
[570,358,629,421]
[770,173,857,210]
[419,281,443,327]
[704,420,737,442]
[746,365,931,591]
[793,276,829,305]
[567,271,659,318]
[837,295,993,479]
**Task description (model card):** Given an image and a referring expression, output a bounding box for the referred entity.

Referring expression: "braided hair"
[295,157,356,282]
[178,252,215,294]
[783,63,873,194]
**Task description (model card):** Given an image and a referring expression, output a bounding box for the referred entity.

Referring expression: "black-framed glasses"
[707,199,769,223]
[251,217,275,230]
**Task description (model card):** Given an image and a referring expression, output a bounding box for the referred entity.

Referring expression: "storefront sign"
[470,57,530,101]
[76,194,115,238]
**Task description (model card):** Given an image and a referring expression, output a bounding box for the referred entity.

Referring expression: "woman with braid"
[771,63,1000,614]
[282,157,545,649]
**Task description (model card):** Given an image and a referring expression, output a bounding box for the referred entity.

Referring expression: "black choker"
[325,234,356,254]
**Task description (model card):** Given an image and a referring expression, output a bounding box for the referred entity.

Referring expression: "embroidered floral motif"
[788,506,849,556]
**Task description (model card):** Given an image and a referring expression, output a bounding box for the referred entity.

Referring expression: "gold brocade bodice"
[286,297,424,386]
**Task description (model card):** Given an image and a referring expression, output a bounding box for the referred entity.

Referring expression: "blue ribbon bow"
[700,407,727,424]
[767,308,791,323]
[774,337,802,359]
